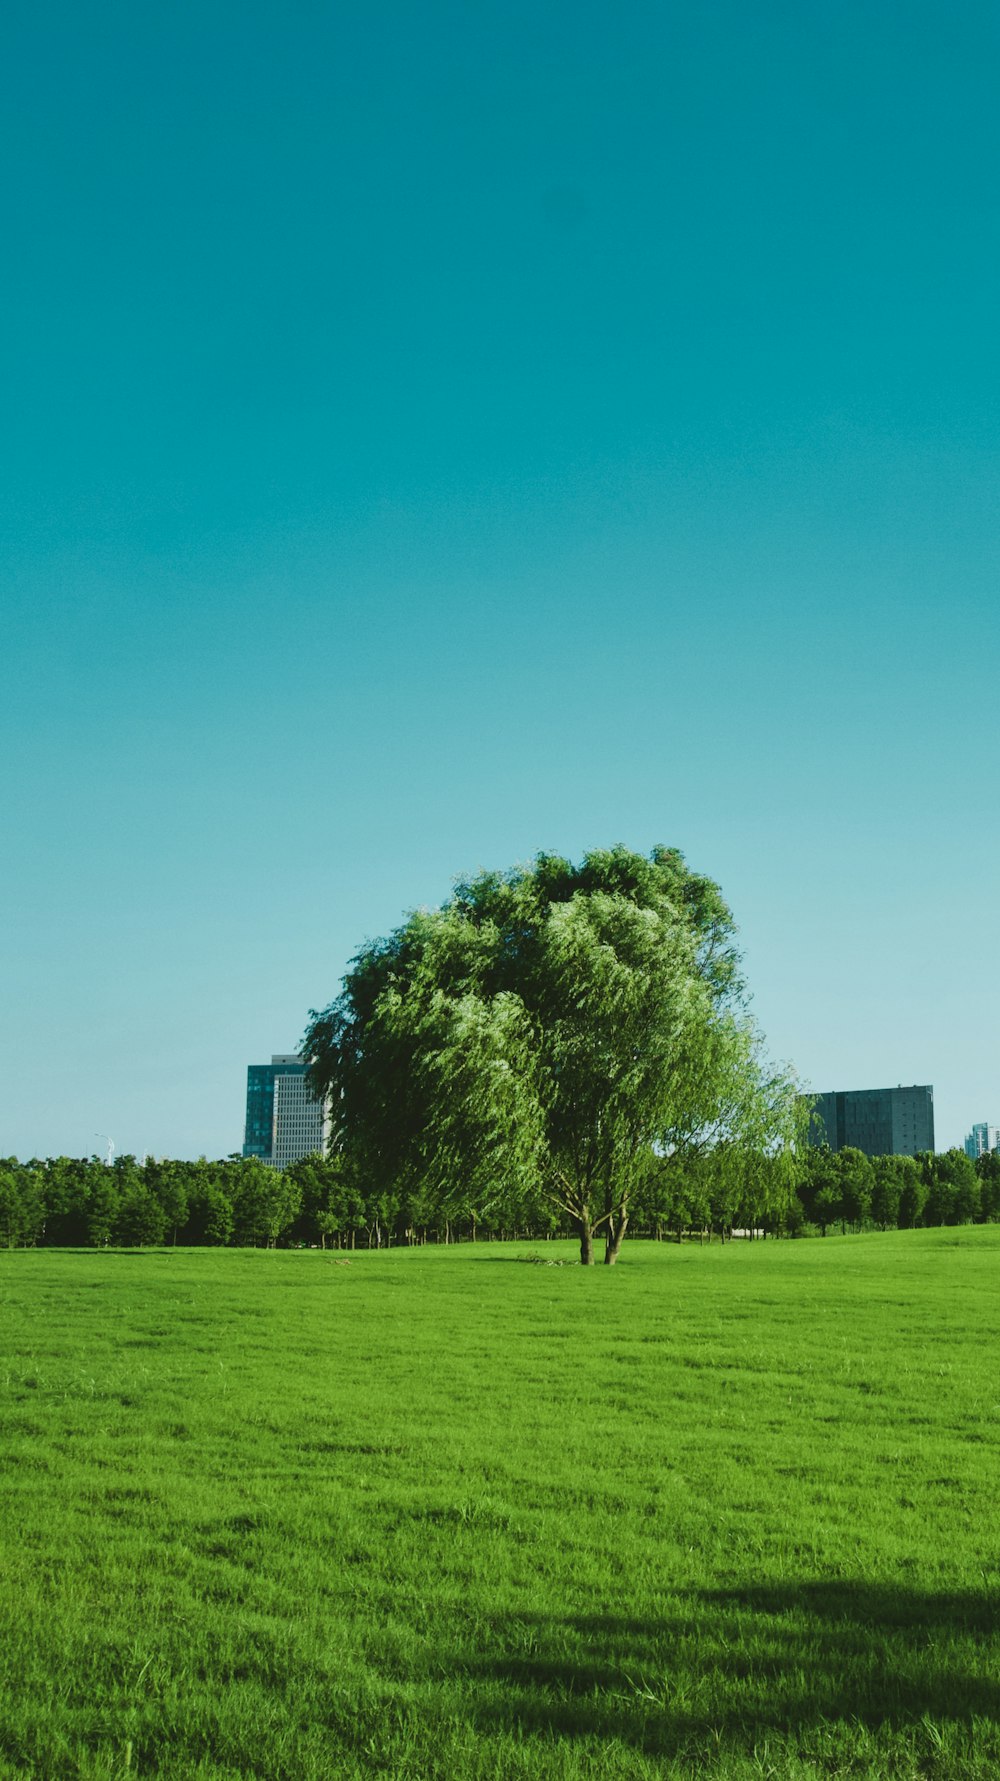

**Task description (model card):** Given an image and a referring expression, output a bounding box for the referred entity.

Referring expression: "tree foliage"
[0,1133,998,1251]
[305,846,803,1263]
[794,1145,993,1235]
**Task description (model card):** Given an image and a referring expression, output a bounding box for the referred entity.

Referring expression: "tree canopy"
[305,846,803,1262]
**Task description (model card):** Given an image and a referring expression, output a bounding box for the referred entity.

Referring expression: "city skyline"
[964,1122,1000,1161]
[3,2,998,1160]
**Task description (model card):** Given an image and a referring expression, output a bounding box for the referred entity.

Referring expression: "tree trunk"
[604,1205,628,1265]
[575,1214,594,1265]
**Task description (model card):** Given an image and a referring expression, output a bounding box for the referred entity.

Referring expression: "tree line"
[796,1144,1000,1234]
[0,1155,302,1251]
[1,1142,997,1250]
[7,849,991,1258]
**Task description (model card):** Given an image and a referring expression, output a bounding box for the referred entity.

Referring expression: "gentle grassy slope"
[1,1230,998,1779]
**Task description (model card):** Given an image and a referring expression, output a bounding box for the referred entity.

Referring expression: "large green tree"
[306,846,801,1264]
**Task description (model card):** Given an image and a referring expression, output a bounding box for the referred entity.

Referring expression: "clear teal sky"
[3,0,997,1158]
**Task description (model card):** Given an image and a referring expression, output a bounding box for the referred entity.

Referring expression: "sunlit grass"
[1,1229,998,1777]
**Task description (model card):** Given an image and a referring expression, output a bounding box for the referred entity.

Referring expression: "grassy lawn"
[1,1229,998,1779]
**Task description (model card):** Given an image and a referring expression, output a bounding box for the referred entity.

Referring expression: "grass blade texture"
[1,1229,998,1778]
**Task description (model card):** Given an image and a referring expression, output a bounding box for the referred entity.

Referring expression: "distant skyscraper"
[243,1055,327,1169]
[964,1123,1000,1160]
[804,1084,934,1158]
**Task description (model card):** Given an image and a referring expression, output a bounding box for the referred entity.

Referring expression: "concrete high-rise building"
[964,1122,1000,1160]
[804,1084,934,1158]
[243,1055,327,1169]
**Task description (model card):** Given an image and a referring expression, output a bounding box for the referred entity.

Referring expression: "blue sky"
[2,0,997,1158]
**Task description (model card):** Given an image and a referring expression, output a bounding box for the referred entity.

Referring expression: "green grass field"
[1,1230,998,1780]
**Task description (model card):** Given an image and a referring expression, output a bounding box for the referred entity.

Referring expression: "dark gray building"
[805,1084,934,1158]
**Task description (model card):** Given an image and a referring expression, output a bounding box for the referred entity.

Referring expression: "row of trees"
[3,1143,998,1251]
[0,1148,786,1251]
[796,1144,1000,1234]
[0,1155,302,1251]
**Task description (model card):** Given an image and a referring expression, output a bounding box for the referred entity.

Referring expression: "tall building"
[804,1084,934,1158]
[964,1123,1000,1160]
[243,1055,327,1169]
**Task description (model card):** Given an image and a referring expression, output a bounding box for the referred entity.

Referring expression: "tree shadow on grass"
[441,1582,1000,1759]
[40,1247,185,1260]
[468,1253,580,1265]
